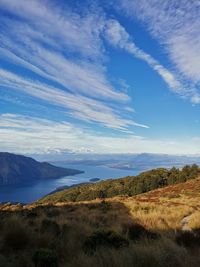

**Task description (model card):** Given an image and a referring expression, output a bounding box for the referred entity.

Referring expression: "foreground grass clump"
[83,229,129,254]
[122,222,159,241]
[39,164,200,203]
[33,248,58,267]
[3,218,30,251]
[175,230,200,248]
[40,219,61,237]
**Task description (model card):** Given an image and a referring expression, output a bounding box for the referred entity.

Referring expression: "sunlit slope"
[121,176,200,231]
[39,165,199,204]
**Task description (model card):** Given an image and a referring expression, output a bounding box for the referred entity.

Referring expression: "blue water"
[0,164,138,203]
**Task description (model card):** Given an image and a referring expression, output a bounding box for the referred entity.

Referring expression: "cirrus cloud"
[0,0,148,131]
[119,0,200,103]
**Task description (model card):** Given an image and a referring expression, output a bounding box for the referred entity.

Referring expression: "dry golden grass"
[116,177,200,231]
[188,211,200,229]
[122,200,192,231]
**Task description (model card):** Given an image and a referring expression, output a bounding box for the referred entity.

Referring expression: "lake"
[0,164,138,203]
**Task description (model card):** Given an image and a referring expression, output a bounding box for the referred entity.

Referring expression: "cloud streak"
[0,69,148,130]
[119,0,200,103]
[104,19,183,93]
[0,0,150,130]
[0,0,104,58]
[0,14,126,101]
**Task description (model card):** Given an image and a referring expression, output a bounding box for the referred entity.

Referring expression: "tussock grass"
[1,198,200,267]
[123,200,193,230]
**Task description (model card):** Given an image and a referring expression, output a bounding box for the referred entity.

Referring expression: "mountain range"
[44,153,200,171]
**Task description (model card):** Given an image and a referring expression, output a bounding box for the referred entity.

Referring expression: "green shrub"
[99,190,107,199]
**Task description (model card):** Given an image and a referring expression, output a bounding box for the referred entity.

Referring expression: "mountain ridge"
[0,152,83,185]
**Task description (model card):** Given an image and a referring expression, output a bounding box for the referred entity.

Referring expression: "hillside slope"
[39,165,199,203]
[119,176,200,231]
[1,176,200,267]
[0,152,83,185]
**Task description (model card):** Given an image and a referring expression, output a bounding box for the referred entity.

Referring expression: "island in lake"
[89,178,100,182]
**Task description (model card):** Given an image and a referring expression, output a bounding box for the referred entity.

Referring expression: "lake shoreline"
[0,164,136,203]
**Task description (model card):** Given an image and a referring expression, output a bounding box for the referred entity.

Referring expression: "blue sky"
[0,0,200,155]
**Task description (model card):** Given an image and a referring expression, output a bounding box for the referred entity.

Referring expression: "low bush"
[122,223,159,241]
[32,248,58,267]
[99,200,111,212]
[46,208,60,218]
[175,231,200,248]
[83,229,129,254]
[40,219,60,236]
[26,211,38,219]
[3,219,30,250]
[0,255,11,267]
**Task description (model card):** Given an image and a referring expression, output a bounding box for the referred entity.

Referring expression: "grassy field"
[1,175,200,267]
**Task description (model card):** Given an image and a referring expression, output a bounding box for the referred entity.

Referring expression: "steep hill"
[39,164,199,203]
[0,152,83,185]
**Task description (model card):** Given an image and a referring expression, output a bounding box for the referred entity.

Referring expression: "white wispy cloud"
[104,19,183,93]
[0,0,150,131]
[119,0,200,103]
[0,68,147,130]
[0,114,199,154]
[0,0,105,58]
[0,12,126,101]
